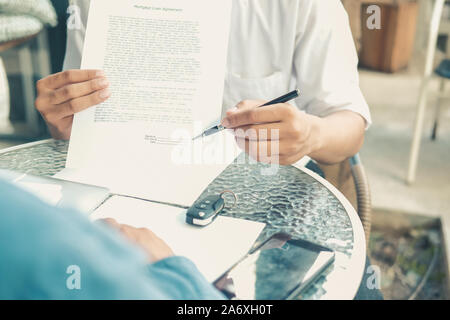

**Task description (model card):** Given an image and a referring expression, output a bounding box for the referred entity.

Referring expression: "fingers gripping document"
[57,0,239,207]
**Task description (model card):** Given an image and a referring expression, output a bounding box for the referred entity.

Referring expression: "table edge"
[0,139,54,155]
[294,164,367,300]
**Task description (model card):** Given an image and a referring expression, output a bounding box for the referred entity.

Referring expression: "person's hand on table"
[35,70,111,140]
[221,100,322,166]
[101,218,174,263]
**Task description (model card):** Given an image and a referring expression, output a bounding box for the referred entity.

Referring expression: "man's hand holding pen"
[222,99,322,166]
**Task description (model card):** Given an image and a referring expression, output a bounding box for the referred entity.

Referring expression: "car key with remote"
[186,194,226,227]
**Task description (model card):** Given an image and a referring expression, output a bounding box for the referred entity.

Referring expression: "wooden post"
[360,0,419,72]
[342,0,363,53]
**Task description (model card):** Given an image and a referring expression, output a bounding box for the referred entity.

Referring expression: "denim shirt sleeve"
[0,179,225,300]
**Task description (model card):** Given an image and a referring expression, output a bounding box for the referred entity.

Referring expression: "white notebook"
[92,196,265,283]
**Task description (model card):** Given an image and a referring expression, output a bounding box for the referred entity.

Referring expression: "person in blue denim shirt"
[0,179,224,300]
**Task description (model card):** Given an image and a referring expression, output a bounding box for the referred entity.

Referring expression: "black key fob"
[186,195,225,227]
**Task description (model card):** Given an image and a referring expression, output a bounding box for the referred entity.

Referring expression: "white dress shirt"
[64,0,371,126]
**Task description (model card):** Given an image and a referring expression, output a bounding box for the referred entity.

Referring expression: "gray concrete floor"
[360,68,450,219]
[359,65,450,283]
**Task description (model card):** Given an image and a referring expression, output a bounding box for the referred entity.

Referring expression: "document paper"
[92,196,266,283]
[61,0,237,207]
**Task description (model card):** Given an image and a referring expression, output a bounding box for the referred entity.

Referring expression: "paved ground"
[369,214,447,300]
[359,65,450,295]
[360,68,450,219]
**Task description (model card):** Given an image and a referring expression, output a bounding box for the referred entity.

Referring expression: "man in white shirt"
[34,0,383,300]
[35,0,371,166]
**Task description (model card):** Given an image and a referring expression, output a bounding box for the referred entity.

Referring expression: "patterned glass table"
[0,139,366,300]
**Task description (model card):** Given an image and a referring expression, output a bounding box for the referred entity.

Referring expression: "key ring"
[220,190,238,209]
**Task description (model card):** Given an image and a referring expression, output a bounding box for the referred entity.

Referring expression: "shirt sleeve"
[294,0,371,128]
[63,0,89,70]
[0,179,225,300]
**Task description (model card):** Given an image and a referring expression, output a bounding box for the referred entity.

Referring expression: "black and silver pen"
[193,89,301,140]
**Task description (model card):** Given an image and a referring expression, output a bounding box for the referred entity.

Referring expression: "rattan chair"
[318,154,372,247]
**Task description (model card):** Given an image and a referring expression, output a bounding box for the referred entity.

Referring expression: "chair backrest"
[350,155,372,248]
[318,155,372,247]
[318,160,358,214]
[423,0,445,77]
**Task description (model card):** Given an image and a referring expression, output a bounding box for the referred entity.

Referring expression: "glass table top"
[0,139,359,299]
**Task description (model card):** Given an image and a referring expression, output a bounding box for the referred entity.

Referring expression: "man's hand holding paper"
[35,69,110,140]
[55,0,239,207]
